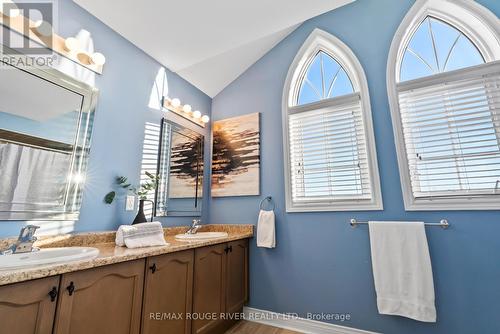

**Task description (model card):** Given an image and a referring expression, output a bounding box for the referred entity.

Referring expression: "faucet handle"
[192,219,201,226]
[19,225,40,241]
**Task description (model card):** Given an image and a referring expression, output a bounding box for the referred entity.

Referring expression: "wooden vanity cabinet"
[192,243,227,334]
[192,239,249,334]
[53,259,145,334]
[0,237,249,334]
[142,249,194,334]
[0,276,60,334]
[225,239,249,315]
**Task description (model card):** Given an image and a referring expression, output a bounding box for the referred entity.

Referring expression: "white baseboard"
[243,307,380,334]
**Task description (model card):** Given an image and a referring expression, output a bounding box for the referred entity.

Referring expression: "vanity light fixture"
[64,37,80,52]
[162,97,209,128]
[193,110,202,119]
[31,20,53,37]
[90,52,106,66]
[0,10,106,74]
[171,98,181,108]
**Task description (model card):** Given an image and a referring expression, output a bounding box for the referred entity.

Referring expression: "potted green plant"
[104,172,159,225]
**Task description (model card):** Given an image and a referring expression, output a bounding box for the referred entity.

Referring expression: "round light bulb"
[182,104,192,113]
[64,37,80,52]
[90,52,106,66]
[0,0,20,17]
[193,110,202,119]
[32,20,53,37]
[171,98,181,108]
[201,115,210,123]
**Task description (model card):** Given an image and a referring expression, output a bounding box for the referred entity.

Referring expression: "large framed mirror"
[0,48,98,221]
[155,118,204,217]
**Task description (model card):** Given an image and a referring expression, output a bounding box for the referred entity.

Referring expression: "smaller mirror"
[155,119,204,217]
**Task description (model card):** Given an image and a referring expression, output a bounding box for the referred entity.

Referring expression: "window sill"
[404,196,500,211]
[286,201,384,213]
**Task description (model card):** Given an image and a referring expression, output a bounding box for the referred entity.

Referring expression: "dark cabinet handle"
[149,263,157,274]
[48,286,58,302]
[67,281,75,296]
[224,246,229,254]
[229,246,233,253]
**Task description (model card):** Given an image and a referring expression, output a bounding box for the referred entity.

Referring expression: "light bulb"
[201,115,210,123]
[90,52,106,66]
[193,110,202,119]
[171,98,181,108]
[0,0,20,17]
[182,104,192,113]
[31,20,53,37]
[64,37,80,52]
[76,52,91,65]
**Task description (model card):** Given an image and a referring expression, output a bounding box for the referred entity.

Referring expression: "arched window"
[282,29,382,212]
[387,0,500,210]
[400,16,484,81]
[297,51,354,105]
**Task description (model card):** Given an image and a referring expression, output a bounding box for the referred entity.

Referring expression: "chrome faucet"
[1,225,40,255]
[186,219,202,234]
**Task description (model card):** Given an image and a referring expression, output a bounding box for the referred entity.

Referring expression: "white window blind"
[288,93,372,205]
[397,62,500,199]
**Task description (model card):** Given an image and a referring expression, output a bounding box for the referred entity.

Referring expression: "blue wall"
[210,0,500,333]
[0,0,212,237]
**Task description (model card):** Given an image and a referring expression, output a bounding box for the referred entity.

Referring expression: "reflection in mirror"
[0,60,98,220]
[155,119,203,217]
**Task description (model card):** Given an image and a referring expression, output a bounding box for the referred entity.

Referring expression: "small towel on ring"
[257,210,275,248]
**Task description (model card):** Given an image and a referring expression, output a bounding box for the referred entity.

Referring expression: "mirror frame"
[154,118,204,217]
[0,45,99,221]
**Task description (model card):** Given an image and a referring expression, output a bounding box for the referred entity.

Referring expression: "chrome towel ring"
[259,196,275,211]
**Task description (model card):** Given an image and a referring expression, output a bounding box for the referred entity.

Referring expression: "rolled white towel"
[115,222,168,248]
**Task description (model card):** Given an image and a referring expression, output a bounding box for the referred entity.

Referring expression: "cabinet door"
[53,259,145,334]
[192,244,226,334]
[226,239,249,315]
[142,250,194,334]
[0,276,60,334]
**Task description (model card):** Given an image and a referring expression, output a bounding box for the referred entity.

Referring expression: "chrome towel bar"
[350,219,450,229]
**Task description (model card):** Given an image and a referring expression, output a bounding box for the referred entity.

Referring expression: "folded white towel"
[368,221,436,322]
[257,209,275,248]
[115,222,168,248]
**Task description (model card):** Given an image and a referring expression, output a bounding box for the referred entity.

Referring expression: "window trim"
[282,28,383,212]
[387,0,500,210]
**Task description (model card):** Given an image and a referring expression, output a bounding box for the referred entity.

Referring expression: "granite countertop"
[0,224,253,286]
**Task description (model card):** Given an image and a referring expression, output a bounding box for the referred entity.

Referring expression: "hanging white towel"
[368,221,436,322]
[257,210,275,248]
[115,222,168,248]
[0,142,70,205]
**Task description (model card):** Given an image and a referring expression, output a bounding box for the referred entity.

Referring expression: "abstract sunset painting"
[211,113,260,197]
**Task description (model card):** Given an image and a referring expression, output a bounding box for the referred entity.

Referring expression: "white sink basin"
[0,247,99,270]
[175,232,228,241]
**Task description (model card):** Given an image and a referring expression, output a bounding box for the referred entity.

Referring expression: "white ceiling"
[73,0,354,97]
